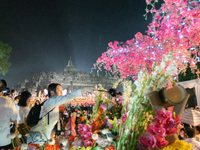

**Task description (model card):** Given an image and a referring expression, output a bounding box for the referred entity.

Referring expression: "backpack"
[26,100,53,127]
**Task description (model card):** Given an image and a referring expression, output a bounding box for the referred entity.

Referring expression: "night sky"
[0,0,153,88]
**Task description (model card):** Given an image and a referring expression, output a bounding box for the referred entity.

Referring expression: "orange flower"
[69,136,75,142]
[45,143,60,150]
[94,129,100,134]
[91,119,104,132]
[72,117,76,127]
[80,116,85,122]
[105,146,115,150]
[69,142,72,147]
[28,143,39,149]
[59,105,65,110]
[99,107,103,114]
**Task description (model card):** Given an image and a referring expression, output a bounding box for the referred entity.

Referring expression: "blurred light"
[44,89,48,96]
[63,89,67,95]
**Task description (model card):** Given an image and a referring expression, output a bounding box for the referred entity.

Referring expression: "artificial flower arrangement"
[92,0,200,149]
[139,108,182,149]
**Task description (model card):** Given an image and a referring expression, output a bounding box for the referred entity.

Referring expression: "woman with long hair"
[14,91,32,146]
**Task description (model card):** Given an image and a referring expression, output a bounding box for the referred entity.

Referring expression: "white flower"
[21,144,28,150]
[101,129,109,134]
[127,104,132,111]
[25,133,30,137]
[107,136,113,142]
[39,141,45,146]
[7,133,15,139]
[17,134,22,138]
[48,138,55,145]
[61,139,68,146]
[60,131,64,136]
[92,133,99,140]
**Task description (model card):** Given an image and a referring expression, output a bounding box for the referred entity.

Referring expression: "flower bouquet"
[139,108,181,149]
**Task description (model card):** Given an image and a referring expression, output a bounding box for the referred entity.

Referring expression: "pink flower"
[100,103,107,110]
[139,133,156,149]
[153,125,166,137]
[173,115,181,126]
[72,139,83,148]
[156,108,172,120]
[163,118,176,129]
[83,133,91,140]
[107,120,113,128]
[84,140,93,147]
[155,137,168,148]
[27,146,37,150]
[154,116,164,125]
[117,96,123,103]
[167,106,173,112]
[146,125,156,136]
[146,0,150,4]
[165,127,177,135]
[134,32,143,41]
[122,112,127,124]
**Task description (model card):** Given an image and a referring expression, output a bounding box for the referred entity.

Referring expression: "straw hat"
[159,84,187,107]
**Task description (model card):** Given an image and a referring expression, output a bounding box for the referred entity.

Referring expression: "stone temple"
[13,59,116,95]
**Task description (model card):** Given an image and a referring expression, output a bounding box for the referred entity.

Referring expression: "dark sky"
[0,0,153,88]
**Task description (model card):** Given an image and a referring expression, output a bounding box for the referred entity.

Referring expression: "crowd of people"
[0,79,93,149]
[178,125,200,149]
[2,78,200,150]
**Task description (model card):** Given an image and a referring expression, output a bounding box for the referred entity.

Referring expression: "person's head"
[48,83,62,98]
[0,79,7,95]
[18,91,32,107]
[195,126,200,135]
[1,79,7,88]
[185,127,195,138]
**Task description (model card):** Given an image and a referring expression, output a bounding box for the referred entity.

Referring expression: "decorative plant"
[93,0,200,149]
[139,108,181,149]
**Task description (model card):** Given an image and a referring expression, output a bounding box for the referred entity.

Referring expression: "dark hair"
[185,127,195,138]
[18,91,32,107]
[1,79,7,88]
[14,95,21,100]
[196,126,200,133]
[48,83,61,98]
[0,79,7,92]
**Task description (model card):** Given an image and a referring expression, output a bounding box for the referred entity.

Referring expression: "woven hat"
[159,84,187,107]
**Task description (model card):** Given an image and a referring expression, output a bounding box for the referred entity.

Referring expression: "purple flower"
[117,96,123,103]
[72,139,83,148]
[27,146,37,150]
[100,103,107,110]
[139,133,156,149]
[84,140,93,147]
[107,121,113,128]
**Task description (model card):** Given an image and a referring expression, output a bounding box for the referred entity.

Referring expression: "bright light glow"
[63,89,67,95]
[44,89,48,96]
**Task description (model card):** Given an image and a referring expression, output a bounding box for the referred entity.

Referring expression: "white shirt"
[185,137,200,150]
[14,101,20,124]
[18,106,30,124]
[0,96,18,146]
[30,89,82,140]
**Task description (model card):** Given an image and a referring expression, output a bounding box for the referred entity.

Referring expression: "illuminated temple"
[13,59,116,95]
